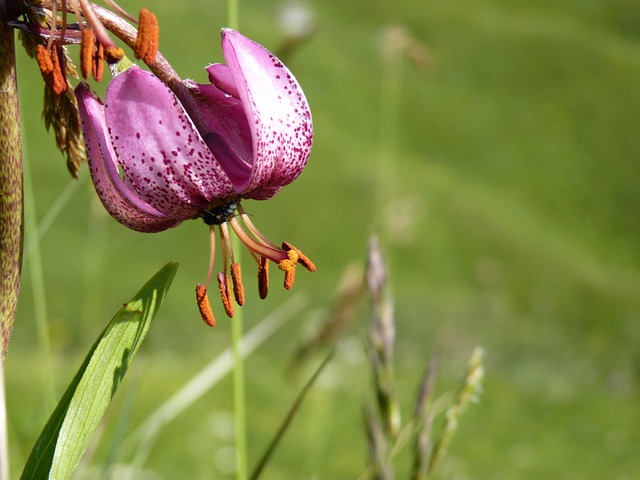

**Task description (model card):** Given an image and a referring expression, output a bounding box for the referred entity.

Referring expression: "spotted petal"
[75,83,183,233]
[105,66,234,217]
[212,29,313,198]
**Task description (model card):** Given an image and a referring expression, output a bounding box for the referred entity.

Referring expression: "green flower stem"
[0,3,24,360]
[225,1,246,477]
[230,248,247,480]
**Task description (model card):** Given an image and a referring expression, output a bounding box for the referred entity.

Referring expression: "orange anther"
[283,265,296,290]
[282,242,316,272]
[105,45,125,64]
[93,41,104,82]
[258,256,269,299]
[218,272,235,318]
[134,7,159,65]
[80,29,94,79]
[36,44,67,95]
[230,263,245,306]
[196,284,216,327]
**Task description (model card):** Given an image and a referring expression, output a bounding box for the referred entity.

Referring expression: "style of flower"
[74,29,315,325]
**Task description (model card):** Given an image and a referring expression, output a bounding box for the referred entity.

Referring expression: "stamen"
[228,217,287,264]
[36,44,54,76]
[278,249,299,290]
[196,284,216,327]
[237,206,279,249]
[230,263,246,306]
[46,0,58,51]
[282,242,317,272]
[134,7,159,65]
[104,0,138,23]
[36,44,68,95]
[105,45,125,63]
[258,256,269,299]
[93,41,104,82]
[77,0,124,63]
[80,28,94,79]
[218,272,235,318]
[205,225,216,288]
[283,267,296,290]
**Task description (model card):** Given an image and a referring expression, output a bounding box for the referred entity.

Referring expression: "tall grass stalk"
[120,294,307,474]
[231,234,247,480]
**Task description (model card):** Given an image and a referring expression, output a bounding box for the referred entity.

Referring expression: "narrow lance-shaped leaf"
[20,262,179,480]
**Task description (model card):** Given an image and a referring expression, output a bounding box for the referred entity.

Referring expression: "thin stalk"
[23,153,56,409]
[227,0,239,30]
[231,235,247,480]
[225,0,244,476]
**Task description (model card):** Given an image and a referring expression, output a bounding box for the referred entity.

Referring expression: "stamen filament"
[46,0,58,51]
[237,207,279,249]
[228,217,287,264]
[77,0,124,62]
[219,223,231,277]
[205,225,216,288]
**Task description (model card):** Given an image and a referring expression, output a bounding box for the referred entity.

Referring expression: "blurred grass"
[5,0,640,478]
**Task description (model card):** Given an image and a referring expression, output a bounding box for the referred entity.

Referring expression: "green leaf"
[20,262,179,480]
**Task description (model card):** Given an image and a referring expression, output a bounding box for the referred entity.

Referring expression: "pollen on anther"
[80,29,94,79]
[93,41,104,82]
[105,45,125,64]
[196,284,216,327]
[218,273,235,318]
[258,256,269,299]
[282,242,316,272]
[134,7,160,65]
[230,263,245,306]
[283,267,296,290]
[35,44,67,95]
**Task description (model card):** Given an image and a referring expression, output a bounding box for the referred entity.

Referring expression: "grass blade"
[20,262,178,480]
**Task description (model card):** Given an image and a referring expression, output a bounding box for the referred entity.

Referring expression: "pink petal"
[206,63,240,98]
[220,29,313,196]
[190,71,253,190]
[105,66,233,217]
[75,83,183,233]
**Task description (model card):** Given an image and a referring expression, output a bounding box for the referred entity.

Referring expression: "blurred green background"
[6,0,640,478]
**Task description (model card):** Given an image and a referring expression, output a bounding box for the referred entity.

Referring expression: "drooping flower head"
[75,29,315,325]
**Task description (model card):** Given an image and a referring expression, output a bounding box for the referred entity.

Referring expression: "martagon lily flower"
[74,29,315,326]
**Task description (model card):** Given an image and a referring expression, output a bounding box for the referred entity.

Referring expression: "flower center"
[195,202,316,327]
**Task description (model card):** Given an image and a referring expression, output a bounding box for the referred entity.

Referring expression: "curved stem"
[0,3,24,360]
[0,6,23,479]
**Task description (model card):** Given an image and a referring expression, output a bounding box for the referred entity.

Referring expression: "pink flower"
[75,29,315,323]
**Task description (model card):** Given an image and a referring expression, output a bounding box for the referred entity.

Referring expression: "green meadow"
[6,0,640,478]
